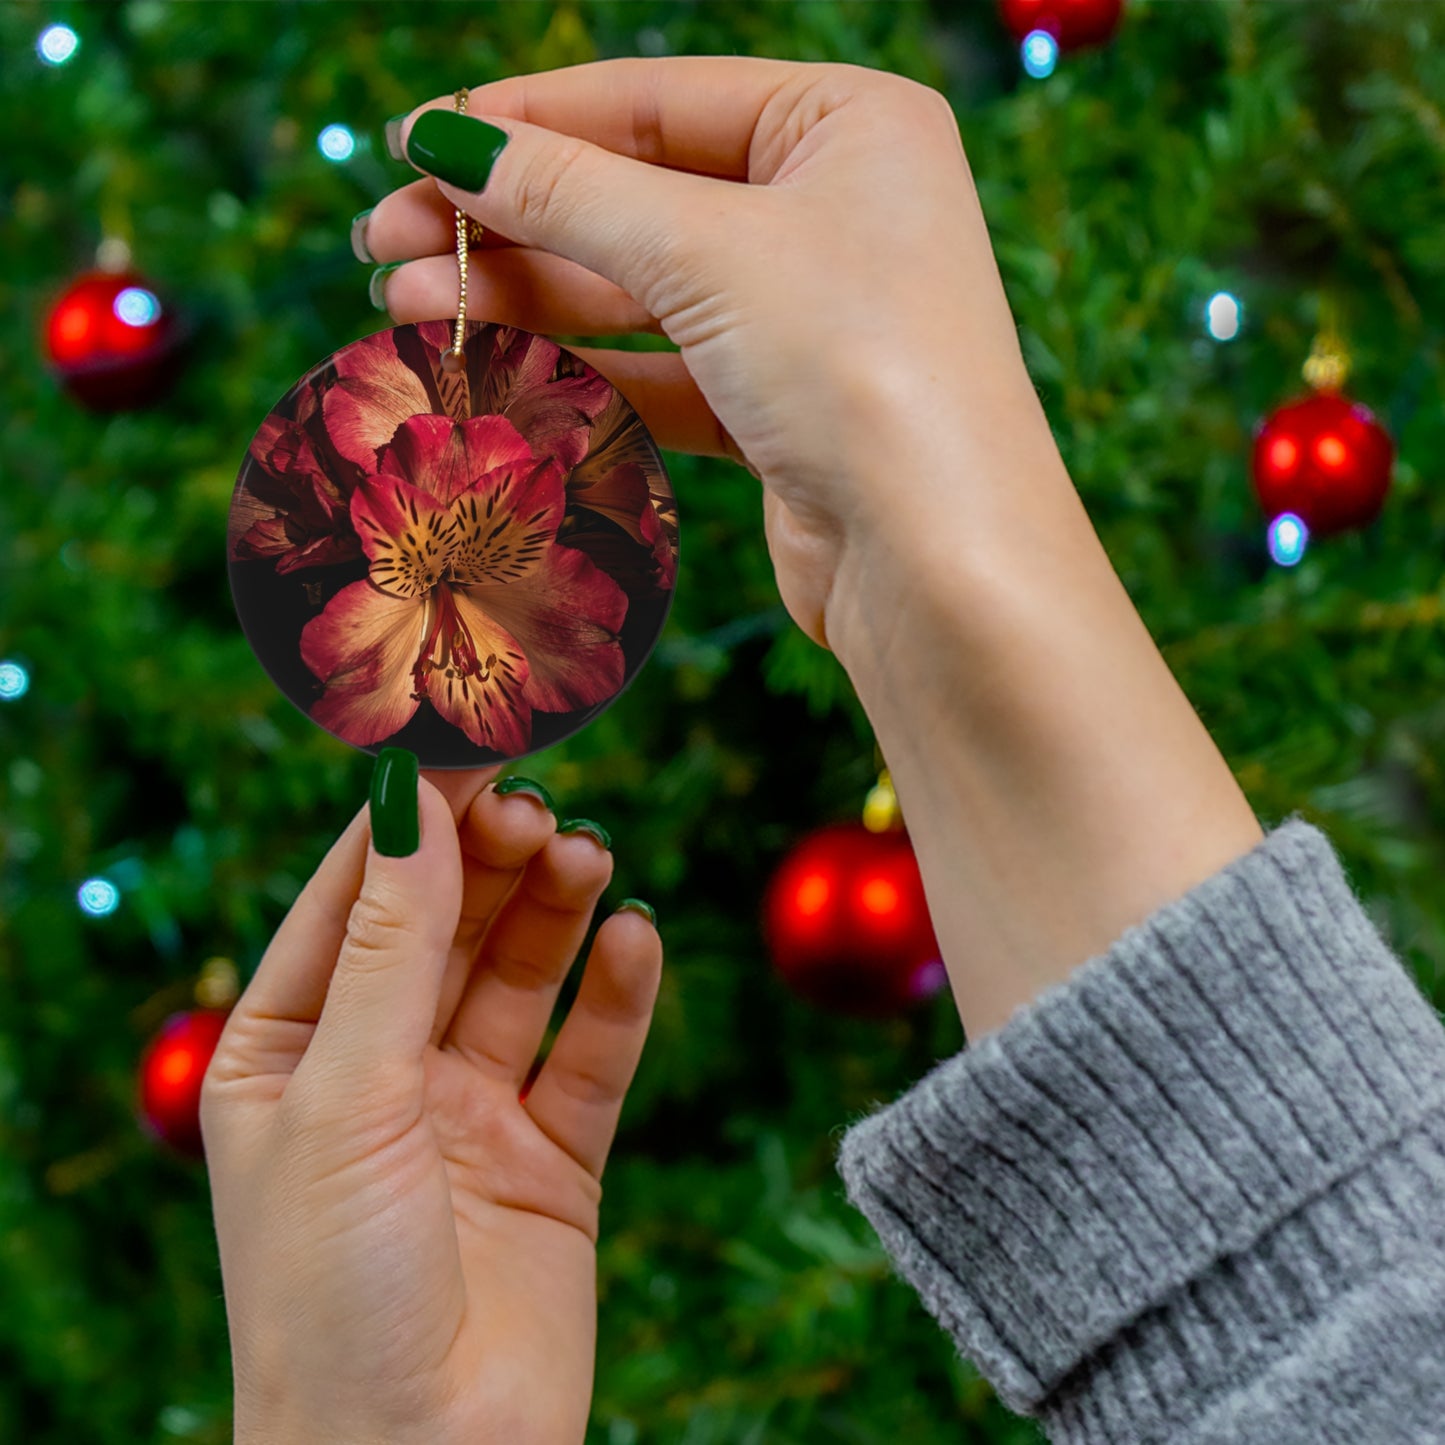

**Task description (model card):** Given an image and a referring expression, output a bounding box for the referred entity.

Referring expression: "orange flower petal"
[445,456,566,586]
[468,543,628,714]
[377,413,535,509]
[350,474,456,600]
[299,580,427,747]
[426,588,533,752]
[323,330,434,472]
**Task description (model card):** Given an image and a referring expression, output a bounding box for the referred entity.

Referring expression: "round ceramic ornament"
[227,95,678,769]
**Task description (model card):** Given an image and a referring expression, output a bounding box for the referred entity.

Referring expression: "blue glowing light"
[1205,291,1242,341]
[114,287,161,327]
[0,661,29,700]
[1022,30,1059,79]
[38,24,79,65]
[78,877,121,917]
[318,124,356,162]
[1267,512,1309,567]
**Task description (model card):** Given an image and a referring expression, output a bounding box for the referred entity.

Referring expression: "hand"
[358,59,1258,1049]
[201,762,662,1445]
[362,56,1054,656]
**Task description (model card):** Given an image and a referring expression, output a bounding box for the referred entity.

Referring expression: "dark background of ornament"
[229,521,675,768]
[4,3,1445,1445]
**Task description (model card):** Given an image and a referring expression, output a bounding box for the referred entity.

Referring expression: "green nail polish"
[405,109,510,192]
[617,898,656,926]
[558,818,612,851]
[350,208,375,264]
[493,775,556,812]
[368,261,403,311]
[384,113,409,162]
[370,747,419,857]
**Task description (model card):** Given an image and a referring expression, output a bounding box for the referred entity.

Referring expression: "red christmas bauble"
[1251,391,1394,537]
[998,0,1124,49]
[44,269,182,410]
[762,821,946,1017]
[137,1009,230,1157]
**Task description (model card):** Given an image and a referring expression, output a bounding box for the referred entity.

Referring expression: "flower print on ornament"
[227,321,678,768]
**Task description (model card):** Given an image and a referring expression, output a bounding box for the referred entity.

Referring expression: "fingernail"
[350,208,375,264]
[369,261,404,311]
[370,747,419,857]
[384,113,409,162]
[405,110,510,192]
[616,898,656,926]
[558,818,612,851]
[493,775,555,812]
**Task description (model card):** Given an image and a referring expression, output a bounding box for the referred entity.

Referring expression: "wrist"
[823,344,1067,631]
[825,423,1262,1040]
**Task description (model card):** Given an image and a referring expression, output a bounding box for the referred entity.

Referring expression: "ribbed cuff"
[835,817,1445,1437]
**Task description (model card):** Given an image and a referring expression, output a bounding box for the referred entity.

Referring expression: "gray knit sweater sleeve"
[835,817,1445,1443]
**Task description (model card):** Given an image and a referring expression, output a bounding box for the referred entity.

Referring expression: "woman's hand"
[363,58,1262,1042]
[201,757,661,1445]
[362,56,1058,659]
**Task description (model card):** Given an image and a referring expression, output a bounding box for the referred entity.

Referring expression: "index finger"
[403,54,811,182]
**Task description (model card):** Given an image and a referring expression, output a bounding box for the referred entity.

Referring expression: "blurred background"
[2,1,1443,1441]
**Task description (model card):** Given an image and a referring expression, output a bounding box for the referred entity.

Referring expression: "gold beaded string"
[442,87,486,374]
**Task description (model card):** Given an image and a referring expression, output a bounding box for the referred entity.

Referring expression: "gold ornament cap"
[863,767,902,832]
[1303,296,1350,392]
[1302,332,1350,393]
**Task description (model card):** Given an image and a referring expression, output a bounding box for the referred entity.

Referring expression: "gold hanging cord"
[442,88,487,373]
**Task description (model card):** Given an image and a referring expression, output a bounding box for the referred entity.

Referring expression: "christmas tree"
[2,3,1442,1441]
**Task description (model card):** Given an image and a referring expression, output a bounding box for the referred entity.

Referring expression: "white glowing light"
[1267,512,1309,567]
[318,124,356,162]
[1206,291,1243,342]
[114,287,161,327]
[0,661,29,700]
[1022,30,1059,79]
[38,24,79,66]
[78,877,121,917]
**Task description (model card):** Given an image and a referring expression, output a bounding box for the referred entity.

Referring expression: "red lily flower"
[564,388,679,592]
[323,322,612,477]
[229,375,363,573]
[298,415,628,753]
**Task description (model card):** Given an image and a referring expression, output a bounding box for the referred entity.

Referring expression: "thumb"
[304,749,463,1089]
[397,105,744,319]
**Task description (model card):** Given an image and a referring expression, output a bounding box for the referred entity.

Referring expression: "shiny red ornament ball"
[44,269,182,410]
[762,821,946,1018]
[1251,392,1394,537]
[137,1009,230,1158]
[998,0,1125,49]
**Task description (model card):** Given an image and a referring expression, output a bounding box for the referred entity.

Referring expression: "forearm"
[825,387,1262,1040]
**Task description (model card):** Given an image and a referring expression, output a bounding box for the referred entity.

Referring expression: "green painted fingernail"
[617,898,656,926]
[405,109,510,192]
[369,261,403,311]
[384,113,409,162]
[350,208,375,264]
[493,775,556,812]
[558,818,612,851]
[370,747,419,857]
